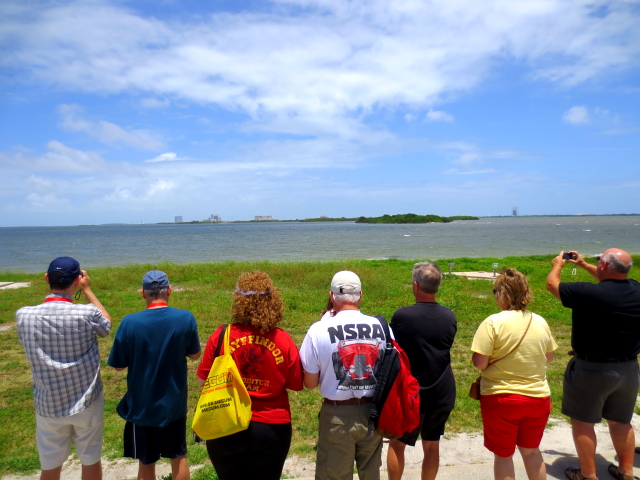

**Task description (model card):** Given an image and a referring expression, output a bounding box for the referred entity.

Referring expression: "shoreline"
[0,253,626,276]
[2,213,640,229]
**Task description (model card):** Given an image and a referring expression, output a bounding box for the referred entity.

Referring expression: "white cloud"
[426,109,454,122]
[0,132,401,216]
[439,141,483,166]
[140,98,171,108]
[491,150,521,159]
[438,141,526,168]
[33,141,108,174]
[593,107,620,123]
[58,104,165,150]
[102,187,134,203]
[1,0,637,139]
[145,152,180,163]
[25,193,71,211]
[562,105,622,126]
[455,152,482,165]
[0,0,638,223]
[442,168,496,175]
[25,175,57,193]
[0,141,131,200]
[147,180,176,197]
[599,127,640,136]
[563,106,590,125]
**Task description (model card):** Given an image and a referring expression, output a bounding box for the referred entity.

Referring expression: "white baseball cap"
[330,271,362,294]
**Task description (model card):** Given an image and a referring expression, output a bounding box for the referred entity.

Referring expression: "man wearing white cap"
[300,271,388,480]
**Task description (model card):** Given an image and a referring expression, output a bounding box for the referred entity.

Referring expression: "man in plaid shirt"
[17,257,111,480]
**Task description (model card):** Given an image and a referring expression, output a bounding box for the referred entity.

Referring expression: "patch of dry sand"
[4,415,640,480]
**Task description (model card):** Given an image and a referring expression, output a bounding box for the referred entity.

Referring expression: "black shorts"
[562,357,640,424]
[123,416,187,465]
[397,410,451,446]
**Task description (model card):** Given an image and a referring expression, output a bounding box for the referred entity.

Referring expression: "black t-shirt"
[559,279,640,358]
[390,302,457,412]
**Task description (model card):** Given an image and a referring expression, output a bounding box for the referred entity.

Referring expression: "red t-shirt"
[197,323,303,424]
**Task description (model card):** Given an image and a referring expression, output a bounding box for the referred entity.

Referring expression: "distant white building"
[209,214,221,222]
[175,216,183,223]
[255,215,273,221]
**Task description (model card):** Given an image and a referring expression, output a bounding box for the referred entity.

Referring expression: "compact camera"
[562,252,575,260]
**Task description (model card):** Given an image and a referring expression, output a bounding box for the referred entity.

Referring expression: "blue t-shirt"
[108,307,201,426]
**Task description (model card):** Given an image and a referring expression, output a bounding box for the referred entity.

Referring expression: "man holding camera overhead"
[547,248,640,480]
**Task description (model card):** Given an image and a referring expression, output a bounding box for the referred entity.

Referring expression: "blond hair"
[493,268,532,311]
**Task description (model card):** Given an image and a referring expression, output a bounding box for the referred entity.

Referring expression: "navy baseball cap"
[142,270,170,290]
[47,257,82,282]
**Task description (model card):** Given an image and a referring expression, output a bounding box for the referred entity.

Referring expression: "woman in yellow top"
[471,268,557,480]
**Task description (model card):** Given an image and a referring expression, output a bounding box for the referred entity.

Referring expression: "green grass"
[1,255,638,475]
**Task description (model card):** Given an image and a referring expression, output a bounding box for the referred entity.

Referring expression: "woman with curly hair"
[471,268,557,480]
[196,271,303,480]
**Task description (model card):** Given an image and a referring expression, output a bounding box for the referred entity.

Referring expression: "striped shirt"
[17,294,111,417]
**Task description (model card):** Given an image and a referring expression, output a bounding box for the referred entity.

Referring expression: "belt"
[575,353,638,363]
[323,397,373,406]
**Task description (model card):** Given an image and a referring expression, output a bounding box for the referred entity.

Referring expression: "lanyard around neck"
[147,302,169,309]
[44,297,73,303]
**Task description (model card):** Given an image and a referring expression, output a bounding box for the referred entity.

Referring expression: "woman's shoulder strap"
[214,324,228,358]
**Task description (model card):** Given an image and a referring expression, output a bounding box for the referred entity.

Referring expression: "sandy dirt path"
[4,414,640,480]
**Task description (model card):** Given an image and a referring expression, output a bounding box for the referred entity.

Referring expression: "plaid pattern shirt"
[17,294,111,417]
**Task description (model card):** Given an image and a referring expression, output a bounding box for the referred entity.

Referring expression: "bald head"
[601,248,632,276]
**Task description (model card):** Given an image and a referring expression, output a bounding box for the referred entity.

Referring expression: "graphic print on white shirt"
[333,339,382,390]
[300,309,388,400]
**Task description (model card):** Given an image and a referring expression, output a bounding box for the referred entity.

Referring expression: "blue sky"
[1,0,639,226]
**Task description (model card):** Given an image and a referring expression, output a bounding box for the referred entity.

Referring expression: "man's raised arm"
[546,252,566,300]
[547,250,597,300]
[78,270,111,322]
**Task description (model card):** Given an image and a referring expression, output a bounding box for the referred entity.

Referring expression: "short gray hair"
[602,252,632,274]
[412,262,442,294]
[144,287,169,300]
[332,292,361,307]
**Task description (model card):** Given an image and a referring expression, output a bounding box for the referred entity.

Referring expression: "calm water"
[1,216,639,273]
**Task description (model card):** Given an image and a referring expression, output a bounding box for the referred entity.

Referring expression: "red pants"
[480,394,551,457]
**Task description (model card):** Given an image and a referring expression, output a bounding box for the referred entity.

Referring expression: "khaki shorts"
[36,393,104,470]
[316,402,382,480]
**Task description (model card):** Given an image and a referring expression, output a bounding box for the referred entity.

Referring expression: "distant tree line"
[300,217,357,222]
[355,213,479,224]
